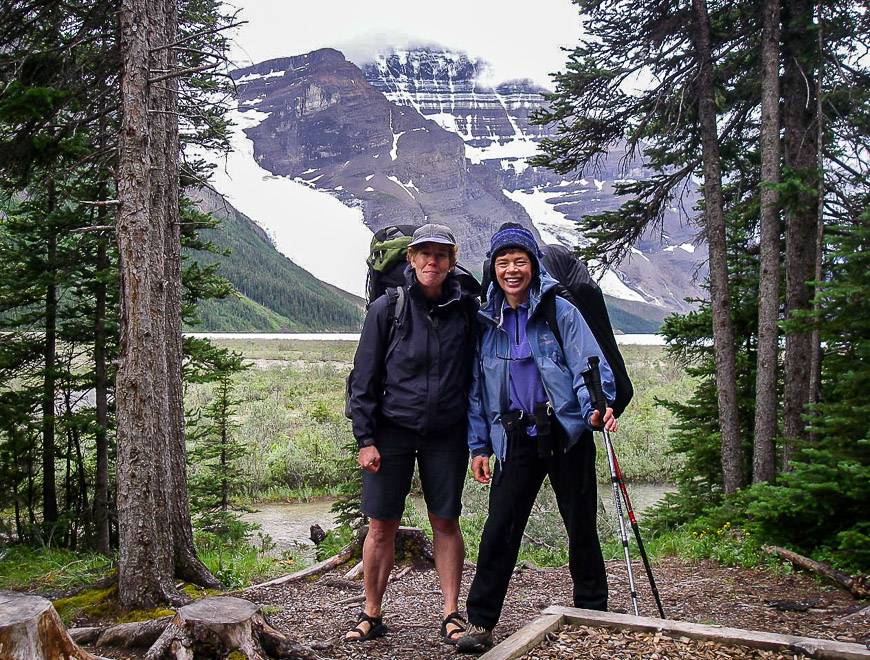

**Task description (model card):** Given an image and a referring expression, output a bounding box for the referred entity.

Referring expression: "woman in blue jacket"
[458,224,618,654]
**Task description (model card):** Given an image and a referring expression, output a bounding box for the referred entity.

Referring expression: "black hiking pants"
[466,425,607,630]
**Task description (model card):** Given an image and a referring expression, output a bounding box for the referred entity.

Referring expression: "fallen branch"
[764,545,870,599]
[242,526,434,591]
[95,616,173,648]
[327,594,366,608]
[838,604,870,622]
[244,529,365,590]
[391,565,412,583]
[344,560,364,580]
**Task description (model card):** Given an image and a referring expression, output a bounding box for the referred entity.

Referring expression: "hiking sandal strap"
[441,611,467,640]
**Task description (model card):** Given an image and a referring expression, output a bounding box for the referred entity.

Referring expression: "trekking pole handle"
[582,355,607,420]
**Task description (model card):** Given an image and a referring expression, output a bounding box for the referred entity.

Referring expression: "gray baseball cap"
[407,223,457,248]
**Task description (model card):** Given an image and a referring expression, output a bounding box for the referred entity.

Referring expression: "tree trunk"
[43,184,59,526]
[145,597,314,660]
[781,0,819,466]
[93,235,111,556]
[807,4,825,441]
[116,0,176,608]
[0,591,107,660]
[691,0,744,493]
[154,0,219,590]
[752,0,782,484]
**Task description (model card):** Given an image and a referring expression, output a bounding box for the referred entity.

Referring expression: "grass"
[192,340,693,502]
[0,545,114,592]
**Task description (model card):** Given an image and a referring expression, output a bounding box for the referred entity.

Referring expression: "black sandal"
[440,611,467,644]
[345,611,388,642]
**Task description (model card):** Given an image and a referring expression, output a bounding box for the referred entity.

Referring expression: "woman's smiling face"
[494,249,533,304]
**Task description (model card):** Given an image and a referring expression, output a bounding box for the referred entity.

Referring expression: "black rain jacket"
[347,267,477,447]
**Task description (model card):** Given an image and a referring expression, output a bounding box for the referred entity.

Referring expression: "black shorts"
[361,421,469,521]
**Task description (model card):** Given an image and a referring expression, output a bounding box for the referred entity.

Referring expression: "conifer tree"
[188,349,250,536]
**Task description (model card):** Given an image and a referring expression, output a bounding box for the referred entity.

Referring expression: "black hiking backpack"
[365,224,482,314]
[481,243,634,417]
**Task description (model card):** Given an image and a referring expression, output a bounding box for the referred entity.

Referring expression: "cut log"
[343,560,364,580]
[144,596,315,659]
[244,526,433,591]
[0,590,107,660]
[764,545,870,599]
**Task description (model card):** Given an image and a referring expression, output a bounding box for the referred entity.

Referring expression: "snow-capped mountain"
[220,46,706,319]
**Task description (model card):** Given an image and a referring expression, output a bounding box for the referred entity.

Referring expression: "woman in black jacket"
[345,224,475,645]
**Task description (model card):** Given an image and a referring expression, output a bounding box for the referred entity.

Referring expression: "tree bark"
[116,0,176,608]
[43,183,59,526]
[691,0,744,493]
[752,0,782,484]
[781,0,819,465]
[155,0,220,590]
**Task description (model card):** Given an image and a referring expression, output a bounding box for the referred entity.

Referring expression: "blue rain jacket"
[467,262,616,462]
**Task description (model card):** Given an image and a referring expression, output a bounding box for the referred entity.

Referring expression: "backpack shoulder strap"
[541,288,564,350]
[384,286,407,362]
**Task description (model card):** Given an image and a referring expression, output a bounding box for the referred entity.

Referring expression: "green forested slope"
[187,189,364,332]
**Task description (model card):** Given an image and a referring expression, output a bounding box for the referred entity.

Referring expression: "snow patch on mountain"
[503,188,578,245]
[503,188,647,303]
[195,108,372,296]
[663,243,696,254]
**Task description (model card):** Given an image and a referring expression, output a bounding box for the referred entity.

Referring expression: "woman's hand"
[589,407,618,432]
[471,455,491,484]
[358,445,381,473]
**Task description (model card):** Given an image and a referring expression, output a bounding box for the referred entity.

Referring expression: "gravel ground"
[233,557,868,659]
[77,557,868,659]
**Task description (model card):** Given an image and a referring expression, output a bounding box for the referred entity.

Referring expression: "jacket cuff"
[357,436,376,449]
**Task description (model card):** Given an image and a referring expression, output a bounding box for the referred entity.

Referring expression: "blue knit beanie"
[488,223,542,260]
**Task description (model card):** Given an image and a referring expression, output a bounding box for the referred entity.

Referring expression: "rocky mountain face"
[229,46,707,322]
[233,48,532,260]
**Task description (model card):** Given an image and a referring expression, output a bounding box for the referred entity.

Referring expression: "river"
[187,332,667,345]
[243,483,673,560]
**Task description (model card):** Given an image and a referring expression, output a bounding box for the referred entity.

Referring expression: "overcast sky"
[227,0,584,88]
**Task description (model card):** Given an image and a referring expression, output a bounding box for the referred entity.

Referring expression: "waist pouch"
[501,402,557,459]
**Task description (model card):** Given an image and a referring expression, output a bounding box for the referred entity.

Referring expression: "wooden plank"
[480,614,564,660]
[543,606,870,660]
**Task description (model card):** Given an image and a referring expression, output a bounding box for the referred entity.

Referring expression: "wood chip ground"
[522,625,811,659]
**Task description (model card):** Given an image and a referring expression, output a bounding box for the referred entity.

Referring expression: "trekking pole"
[585,356,666,619]
[583,356,639,616]
[607,436,667,619]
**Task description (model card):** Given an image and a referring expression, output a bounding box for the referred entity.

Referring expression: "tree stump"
[0,591,106,660]
[394,526,434,563]
[144,596,314,659]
